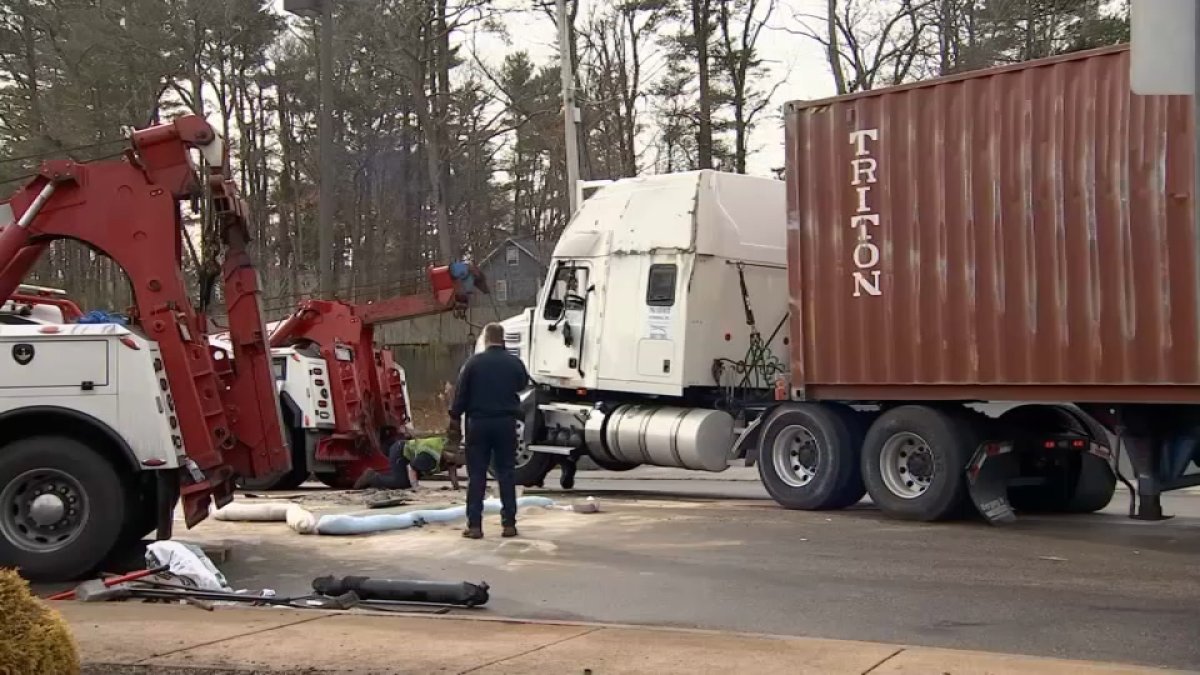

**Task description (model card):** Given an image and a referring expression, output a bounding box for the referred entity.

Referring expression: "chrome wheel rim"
[514,420,533,468]
[0,468,90,552]
[774,425,819,488]
[880,432,935,499]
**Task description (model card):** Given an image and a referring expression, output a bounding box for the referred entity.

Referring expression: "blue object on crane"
[76,310,128,325]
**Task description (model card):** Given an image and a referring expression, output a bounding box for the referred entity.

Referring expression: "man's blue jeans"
[465,417,517,528]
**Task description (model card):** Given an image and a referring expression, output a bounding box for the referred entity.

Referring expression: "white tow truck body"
[211,324,333,432]
[0,323,183,470]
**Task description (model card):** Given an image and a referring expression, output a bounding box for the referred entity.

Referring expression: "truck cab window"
[647,264,677,307]
[543,264,589,320]
[271,357,286,381]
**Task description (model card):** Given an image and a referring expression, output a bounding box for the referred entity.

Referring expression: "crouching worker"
[354,433,445,490]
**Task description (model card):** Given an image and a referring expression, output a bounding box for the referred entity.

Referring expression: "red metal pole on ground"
[45,566,168,601]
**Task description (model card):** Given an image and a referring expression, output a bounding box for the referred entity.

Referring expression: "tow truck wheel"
[757,404,864,510]
[861,406,976,521]
[0,436,126,581]
[314,472,351,489]
[239,411,310,491]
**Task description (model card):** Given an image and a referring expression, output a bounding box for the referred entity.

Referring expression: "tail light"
[119,336,141,350]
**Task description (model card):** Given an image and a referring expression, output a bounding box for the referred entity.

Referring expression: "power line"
[0,138,127,166]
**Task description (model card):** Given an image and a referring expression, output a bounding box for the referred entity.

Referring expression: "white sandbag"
[145,541,230,592]
[285,504,319,535]
[315,511,422,535]
[212,501,291,522]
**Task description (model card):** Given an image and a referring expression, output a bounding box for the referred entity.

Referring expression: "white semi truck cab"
[492,170,789,485]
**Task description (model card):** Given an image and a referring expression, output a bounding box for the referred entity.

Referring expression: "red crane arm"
[354,263,487,326]
[0,115,288,527]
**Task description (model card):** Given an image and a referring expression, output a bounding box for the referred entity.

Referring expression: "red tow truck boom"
[0,115,289,528]
[268,263,486,486]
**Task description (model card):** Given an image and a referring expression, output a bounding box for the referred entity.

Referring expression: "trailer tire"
[862,406,975,521]
[758,404,863,510]
[0,436,126,581]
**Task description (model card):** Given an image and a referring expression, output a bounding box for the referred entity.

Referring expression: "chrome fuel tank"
[586,405,734,472]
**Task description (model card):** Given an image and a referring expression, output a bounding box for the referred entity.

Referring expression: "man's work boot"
[462,526,483,540]
[353,469,378,490]
[502,524,519,538]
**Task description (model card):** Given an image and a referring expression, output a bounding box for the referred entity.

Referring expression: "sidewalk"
[61,603,1178,674]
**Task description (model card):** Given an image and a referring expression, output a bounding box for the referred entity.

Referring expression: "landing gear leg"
[1124,436,1171,521]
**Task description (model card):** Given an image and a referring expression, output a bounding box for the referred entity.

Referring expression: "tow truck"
[0,115,288,581]
[1,284,84,325]
[260,262,486,489]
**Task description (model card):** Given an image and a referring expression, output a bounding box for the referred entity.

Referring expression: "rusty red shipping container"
[785,46,1200,403]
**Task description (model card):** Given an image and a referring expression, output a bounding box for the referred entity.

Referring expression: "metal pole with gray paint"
[557,0,581,215]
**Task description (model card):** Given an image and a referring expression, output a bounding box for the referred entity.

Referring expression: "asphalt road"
[153,473,1200,671]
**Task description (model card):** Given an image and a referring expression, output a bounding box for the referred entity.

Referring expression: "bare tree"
[577,0,669,178]
[714,0,780,174]
[789,0,930,94]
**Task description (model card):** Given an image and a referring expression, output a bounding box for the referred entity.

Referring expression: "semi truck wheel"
[757,404,863,510]
[512,448,556,487]
[0,436,126,581]
[862,406,975,521]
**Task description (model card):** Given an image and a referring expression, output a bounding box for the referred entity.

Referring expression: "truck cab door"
[532,262,592,383]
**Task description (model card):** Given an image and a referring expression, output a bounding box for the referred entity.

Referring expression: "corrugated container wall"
[786,46,1200,403]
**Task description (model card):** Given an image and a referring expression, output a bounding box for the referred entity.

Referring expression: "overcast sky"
[273,0,834,177]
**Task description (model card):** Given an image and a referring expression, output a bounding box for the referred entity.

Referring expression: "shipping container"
[785,46,1200,404]
[510,45,1199,523]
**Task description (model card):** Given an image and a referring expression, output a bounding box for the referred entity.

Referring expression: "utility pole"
[557,0,581,215]
[317,0,335,297]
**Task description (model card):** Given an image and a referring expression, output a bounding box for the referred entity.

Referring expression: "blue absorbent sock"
[313,496,555,535]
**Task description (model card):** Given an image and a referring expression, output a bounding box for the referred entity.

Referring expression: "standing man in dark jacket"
[451,323,529,539]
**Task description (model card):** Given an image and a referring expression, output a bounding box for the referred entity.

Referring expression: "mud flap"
[155,469,180,540]
[966,442,1017,524]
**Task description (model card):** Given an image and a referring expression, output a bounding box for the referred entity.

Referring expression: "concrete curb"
[61,603,1179,675]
